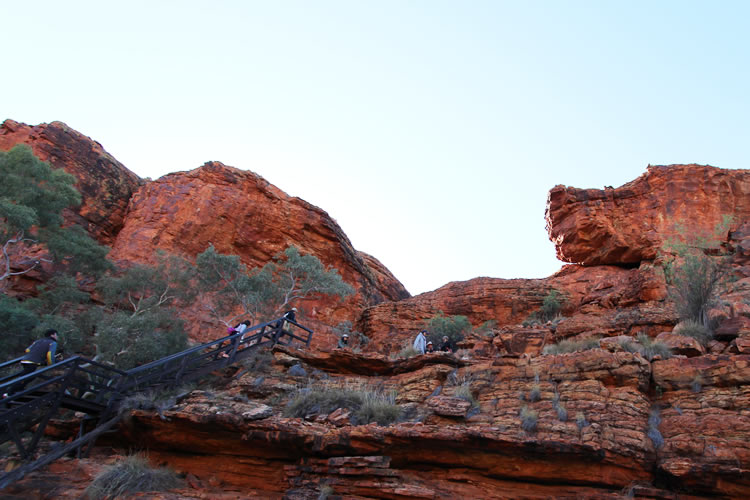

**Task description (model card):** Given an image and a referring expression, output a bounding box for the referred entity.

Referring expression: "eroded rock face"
[0,119,143,246]
[94,345,749,498]
[108,161,409,341]
[545,164,750,266]
[357,263,673,356]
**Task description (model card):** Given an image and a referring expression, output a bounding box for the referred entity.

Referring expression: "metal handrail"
[0,315,312,489]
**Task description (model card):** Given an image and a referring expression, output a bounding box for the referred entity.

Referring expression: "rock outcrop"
[75,346,744,498]
[545,164,750,266]
[0,119,143,246]
[108,161,409,342]
[357,263,673,355]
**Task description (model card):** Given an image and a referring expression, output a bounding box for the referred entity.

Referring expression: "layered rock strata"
[93,345,748,498]
[545,164,750,266]
[0,119,143,245]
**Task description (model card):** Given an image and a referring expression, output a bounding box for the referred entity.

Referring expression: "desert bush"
[118,384,195,420]
[619,334,672,361]
[691,374,704,393]
[475,319,497,338]
[318,485,335,500]
[239,348,274,374]
[394,343,420,359]
[357,389,401,425]
[425,311,472,348]
[552,390,568,421]
[284,384,401,426]
[555,403,568,421]
[288,363,308,377]
[540,289,565,321]
[520,405,538,432]
[576,412,589,430]
[528,385,541,402]
[84,454,183,499]
[674,320,713,346]
[527,289,567,325]
[662,218,734,328]
[543,337,600,355]
[453,384,478,408]
[647,408,664,448]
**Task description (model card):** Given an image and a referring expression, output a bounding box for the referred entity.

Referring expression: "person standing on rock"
[439,335,453,353]
[337,333,350,349]
[413,330,427,354]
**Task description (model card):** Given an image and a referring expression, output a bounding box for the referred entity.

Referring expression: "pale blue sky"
[4,1,749,295]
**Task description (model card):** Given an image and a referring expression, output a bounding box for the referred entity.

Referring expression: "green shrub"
[620,334,672,361]
[318,485,335,500]
[552,390,567,421]
[663,220,732,328]
[284,384,401,426]
[357,389,401,425]
[520,406,538,432]
[542,337,600,355]
[528,385,541,402]
[555,403,568,421]
[540,289,565,321]
[425,311,471,348]
[453,384,478,408]
[118,384,195,420]
[84,454,183,499]
[673,320,714,346]
[394,343,420,359]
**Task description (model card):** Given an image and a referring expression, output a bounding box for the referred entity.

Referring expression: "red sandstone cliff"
[3,121,750,498]
[545,164,750,266]
[108,161,409,342]
[0,120,408,343]
[0,119,143,246]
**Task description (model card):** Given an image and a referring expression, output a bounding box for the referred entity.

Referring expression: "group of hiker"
[3,310,456,400]
[413,330,454,354]
[335,328,455,354]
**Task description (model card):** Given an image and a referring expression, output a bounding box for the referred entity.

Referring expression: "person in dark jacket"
[439,335,453,352]
[425,341,435,353]
[283,308,297,322]
[337,333,350,349]
[4,329,59,397]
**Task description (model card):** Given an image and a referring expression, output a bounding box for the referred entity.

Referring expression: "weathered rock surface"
[0,119,143,246]
[80,346,742,498]
[108,161,409,342]
[357,263,674,355]
[546,164,750,266]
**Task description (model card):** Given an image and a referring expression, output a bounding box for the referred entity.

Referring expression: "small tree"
[197,244,354,326]
[94,253,194,369]
[0,145,109,284]
[662,218,733,328]
[425,311,472,347]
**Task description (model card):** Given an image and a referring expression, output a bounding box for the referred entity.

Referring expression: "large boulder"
[545,164,750,266]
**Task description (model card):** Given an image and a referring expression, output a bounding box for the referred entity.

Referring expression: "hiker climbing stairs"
[0,315,312,489]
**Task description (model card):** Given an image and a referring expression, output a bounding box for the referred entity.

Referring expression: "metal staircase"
[0,315,312,489]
